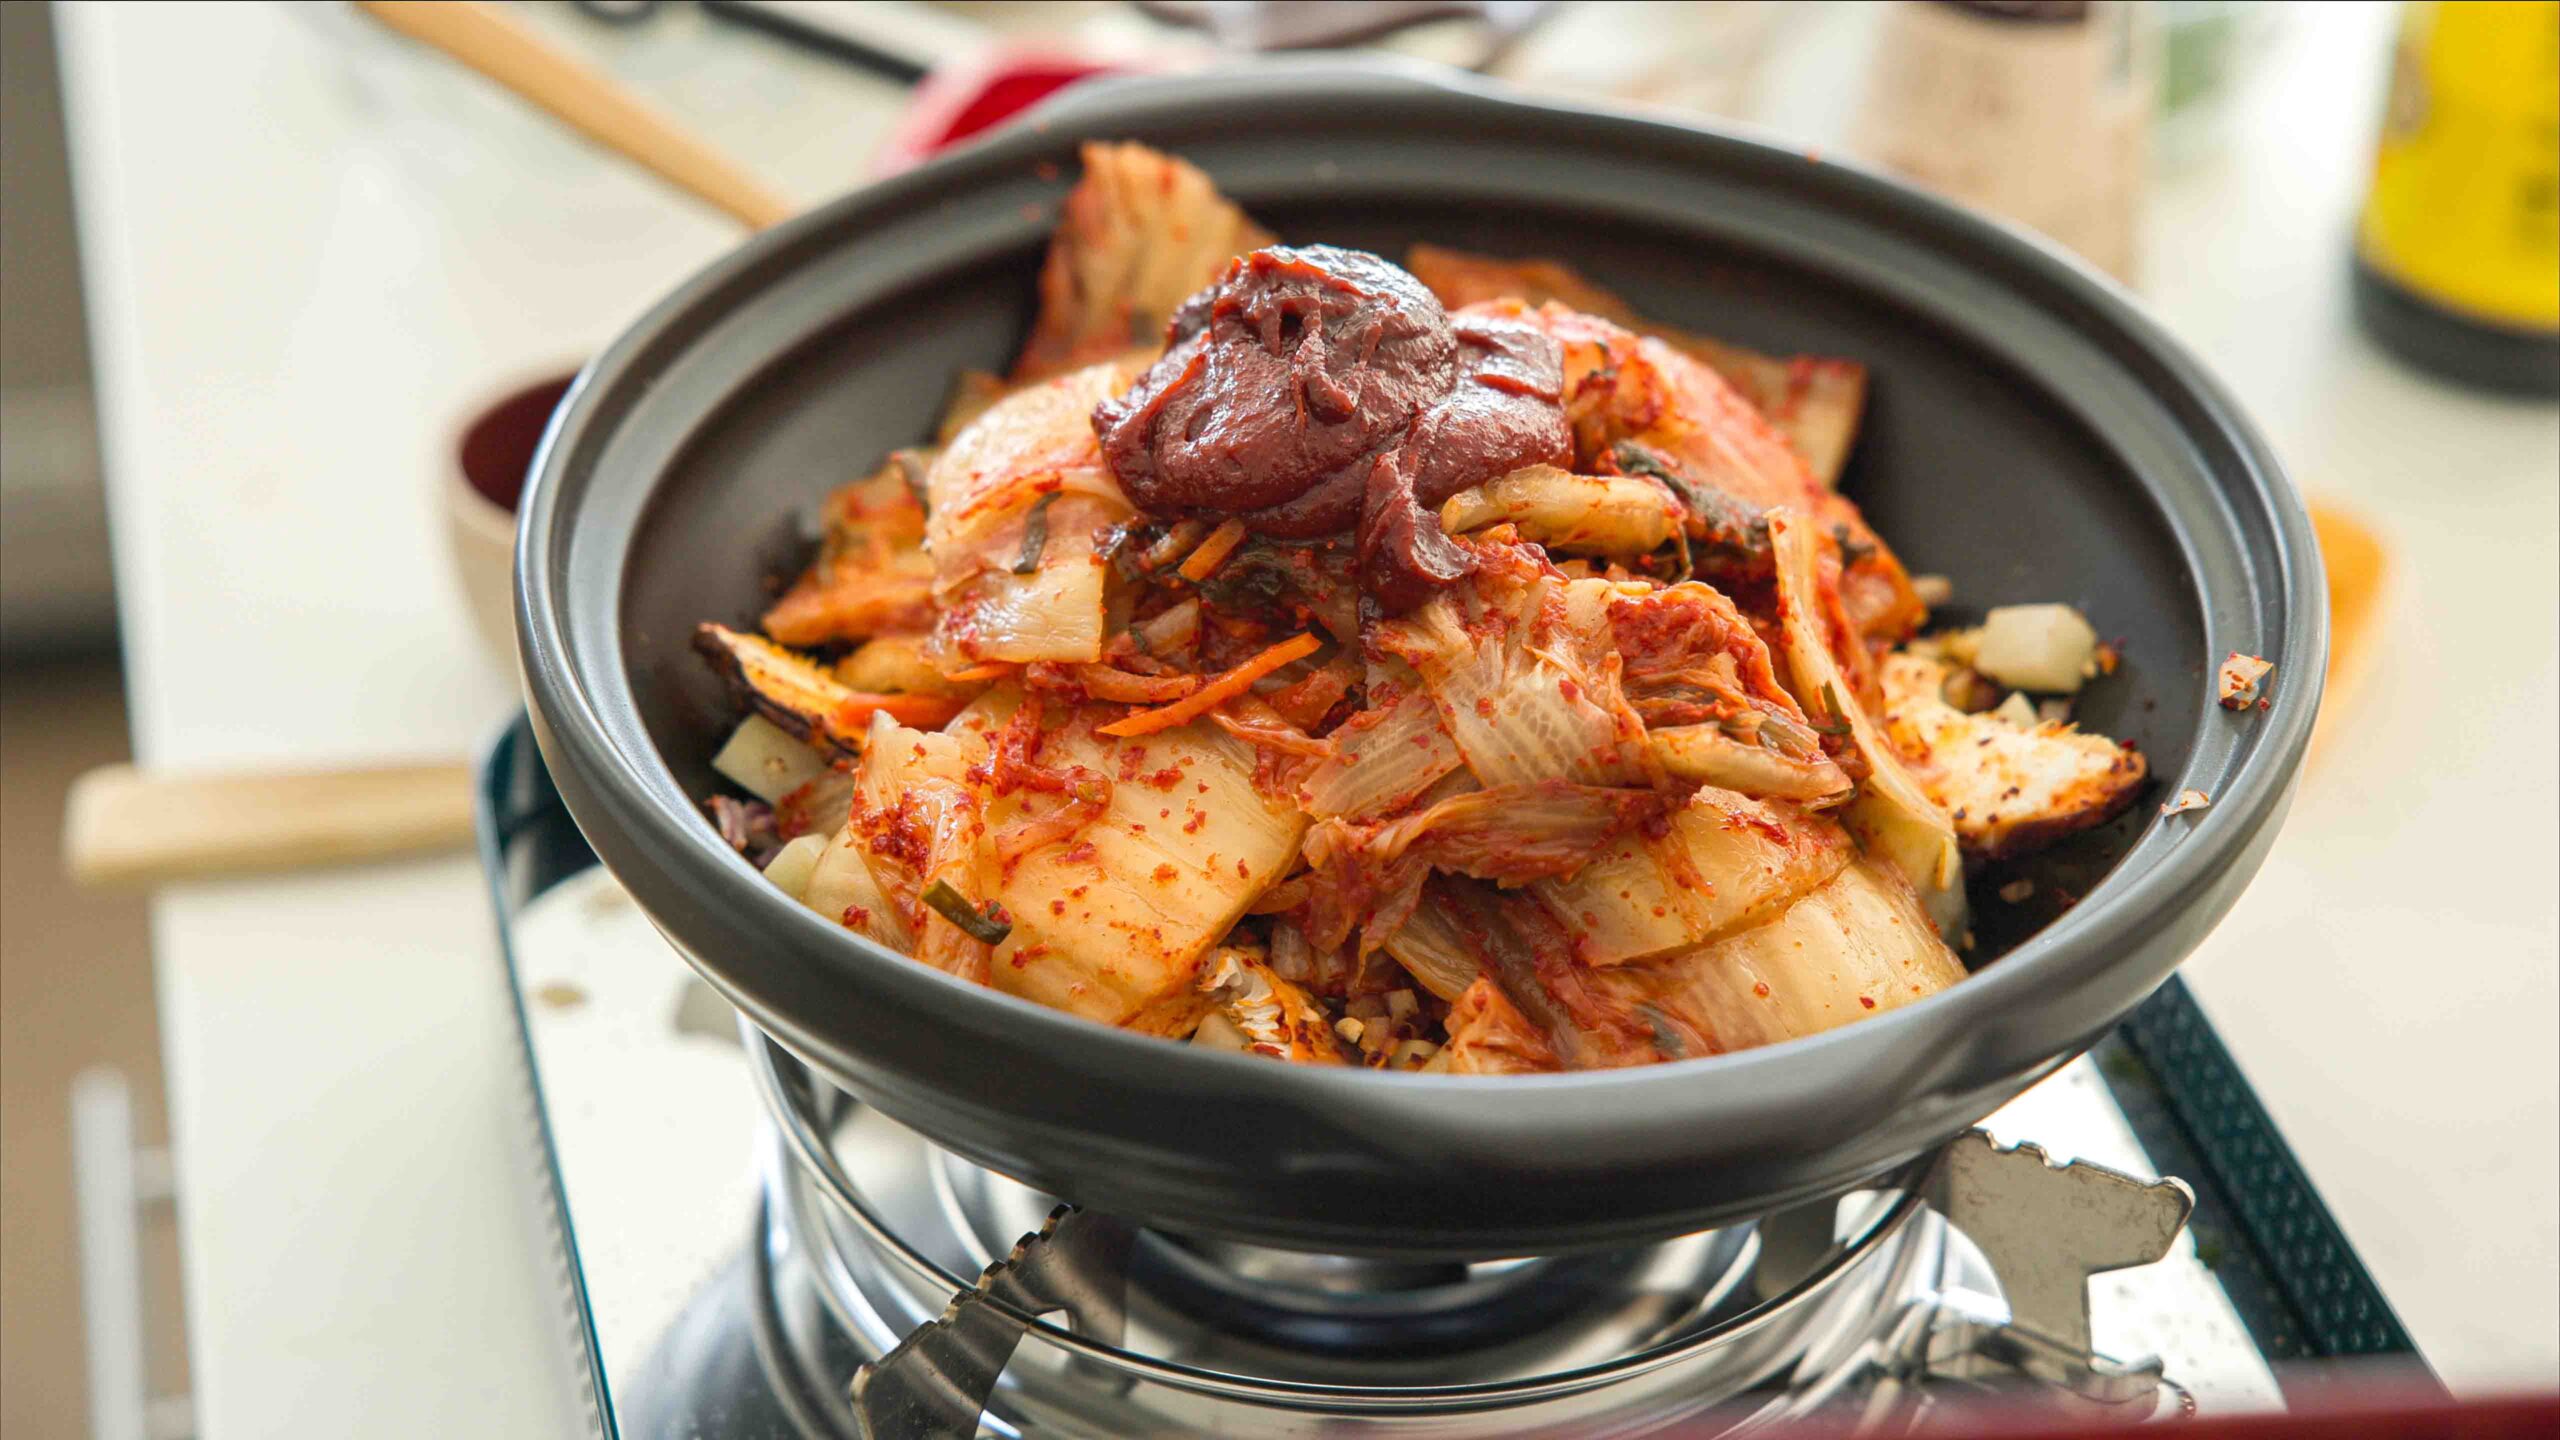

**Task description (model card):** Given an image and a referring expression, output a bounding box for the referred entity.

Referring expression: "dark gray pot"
[517,64,2324,1259]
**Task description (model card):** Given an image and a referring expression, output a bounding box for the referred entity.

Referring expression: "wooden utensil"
[64,760,478,889]
[353,0,794,230]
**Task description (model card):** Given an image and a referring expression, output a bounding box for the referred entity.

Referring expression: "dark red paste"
[1093,245,1568,611]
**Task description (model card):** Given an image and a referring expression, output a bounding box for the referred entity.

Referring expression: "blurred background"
[1,2,2551,1436]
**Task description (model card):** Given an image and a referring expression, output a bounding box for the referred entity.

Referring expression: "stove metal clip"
[849,1202,1133,1440]
[1924,1129,2196,1408]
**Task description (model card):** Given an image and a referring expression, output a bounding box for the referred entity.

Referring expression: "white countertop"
[57,3,2556,1434]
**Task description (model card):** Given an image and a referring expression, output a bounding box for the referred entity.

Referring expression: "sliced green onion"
[1012,492,1061,575]
[1664,523,1695,583]
[1810,681,1855,737]
[921,879,1012,945]
[1612,440,1703,511]
[1637,1002,1688,1060]
[1831,522,1876,569]
[1756,712,1817,757]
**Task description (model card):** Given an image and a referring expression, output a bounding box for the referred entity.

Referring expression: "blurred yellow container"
[2353,0,2559,392]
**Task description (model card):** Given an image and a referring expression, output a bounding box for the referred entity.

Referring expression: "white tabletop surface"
[57,2,2556,1434]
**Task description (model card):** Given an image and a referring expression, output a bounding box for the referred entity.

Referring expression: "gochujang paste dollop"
[1093,245,1569,611]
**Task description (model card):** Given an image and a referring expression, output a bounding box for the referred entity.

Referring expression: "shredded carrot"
[1176,517,1251,582]
[1072,664,1202,704]
[833,692,967,732]
[945,663,1016,684]
[1097,633,1322,738]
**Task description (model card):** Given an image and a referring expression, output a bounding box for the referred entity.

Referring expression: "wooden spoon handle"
[354,0,793,230]
[64,760,478,889]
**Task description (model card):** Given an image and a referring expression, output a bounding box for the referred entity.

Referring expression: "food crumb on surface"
[2160,788,2212,817]
[1998,878,2035,904]
[2216,651,2273,709]
[533,981,587,1011]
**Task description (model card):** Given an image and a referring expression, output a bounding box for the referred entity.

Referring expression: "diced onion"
[1191,1012,1253,1052]
[712,714,830,804]
[1972,604,2100,694]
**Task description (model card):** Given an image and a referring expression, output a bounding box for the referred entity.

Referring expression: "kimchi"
[697,144,2159,1074]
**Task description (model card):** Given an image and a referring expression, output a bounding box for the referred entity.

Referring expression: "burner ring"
[1127,1231,1665,1358]
[748,1030,1936,1408]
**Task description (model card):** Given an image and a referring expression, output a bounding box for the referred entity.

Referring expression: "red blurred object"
[874,48,1140,173]
[1748,1389,2558,1439]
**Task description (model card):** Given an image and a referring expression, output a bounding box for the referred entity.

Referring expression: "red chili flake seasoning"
[841,906,871,929]
[1049,899,1067,917]
[1474,697,1496,718]
[1062,843,1098,866]
[1858,996,1877,1010]
[1184,811,1208,834]
[1753,982,1772,998]
[1151,863,1179,884]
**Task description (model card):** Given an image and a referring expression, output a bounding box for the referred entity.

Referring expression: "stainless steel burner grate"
[743,1031,2197,1439]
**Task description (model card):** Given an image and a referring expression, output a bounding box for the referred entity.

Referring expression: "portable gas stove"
[478,723,2428,1438]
